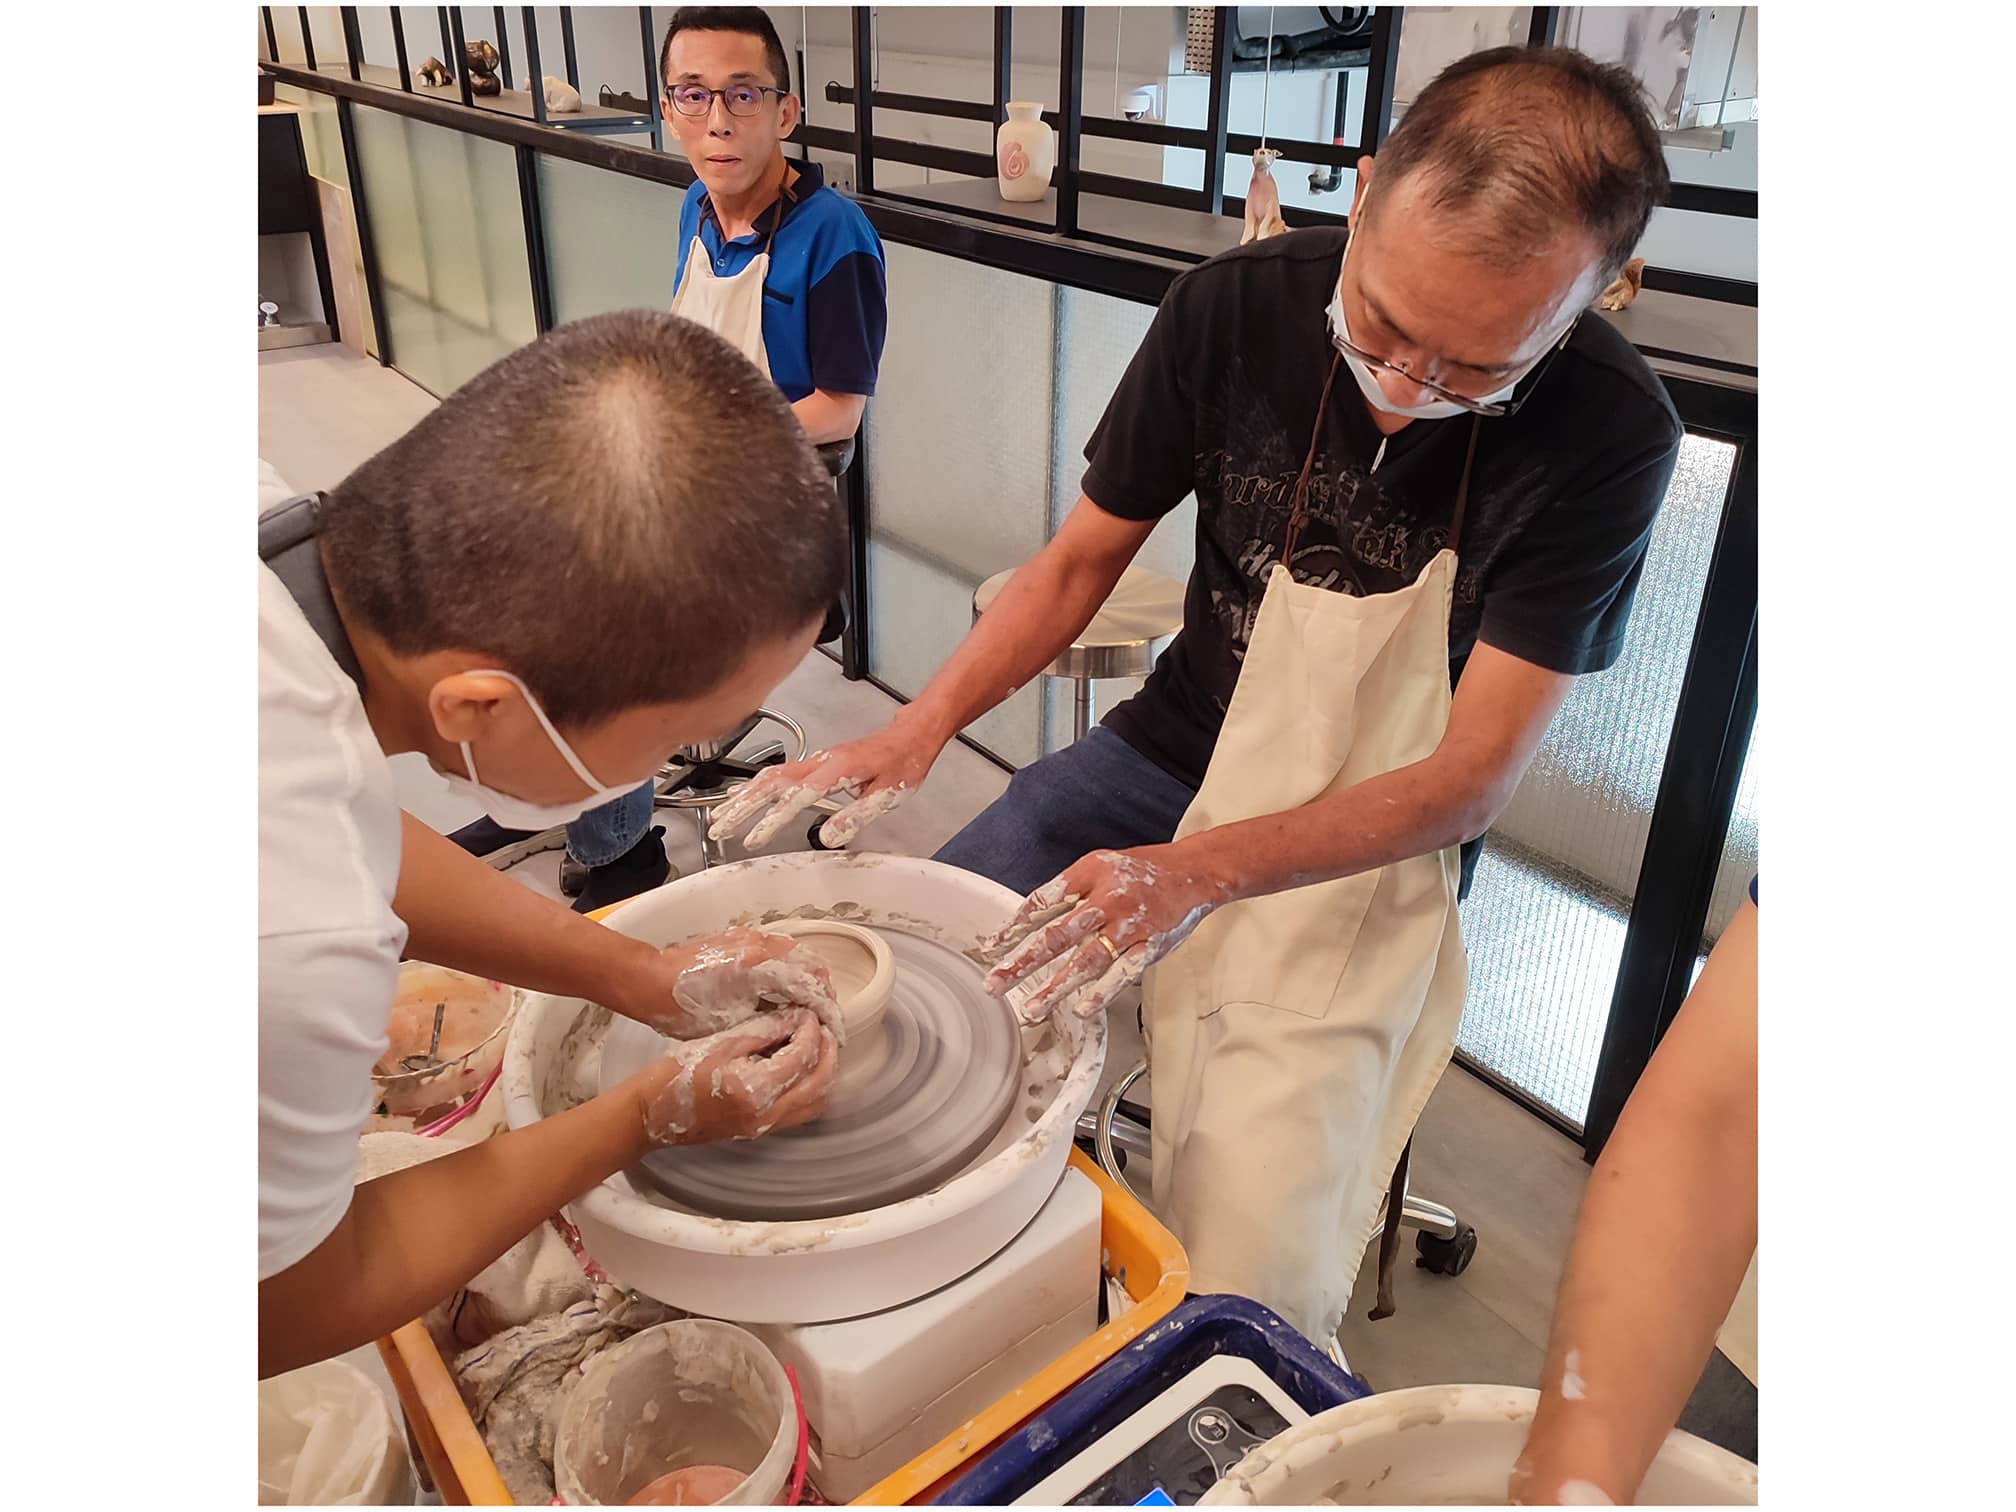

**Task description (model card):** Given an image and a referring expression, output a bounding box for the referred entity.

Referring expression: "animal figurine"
[1597,257,1647,311]
[543,75,583,114]
[415,55,452,88]
[464,40,502,97]
[1241,147,1290,244]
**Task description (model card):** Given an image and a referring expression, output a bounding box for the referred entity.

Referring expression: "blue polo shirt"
[675,161,887,402]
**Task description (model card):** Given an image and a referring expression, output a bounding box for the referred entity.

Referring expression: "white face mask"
[1326,230,1520,422]
[440,669,642,830]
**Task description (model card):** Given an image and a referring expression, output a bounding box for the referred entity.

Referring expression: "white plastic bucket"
[553,1320,795,1506]
[257,1358,415,1505]
[1199,1384,1758,1506]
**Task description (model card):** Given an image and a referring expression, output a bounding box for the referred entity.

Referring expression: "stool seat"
[972,566,1185,681]
[973,565,1186,742]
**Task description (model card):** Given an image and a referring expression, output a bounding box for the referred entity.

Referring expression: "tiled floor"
[263,344,1590,1401]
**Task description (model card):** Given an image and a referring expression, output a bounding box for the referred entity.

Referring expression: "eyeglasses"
[1329,319,1573,419]
[665,83,787,118]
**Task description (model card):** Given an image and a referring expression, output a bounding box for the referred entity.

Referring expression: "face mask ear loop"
[469,669,614,795]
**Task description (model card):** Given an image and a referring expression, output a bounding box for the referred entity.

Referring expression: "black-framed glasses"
[666,83,787,118]
[1329,316,1575,419]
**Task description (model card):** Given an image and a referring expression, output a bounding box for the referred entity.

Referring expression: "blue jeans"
[566,781,655,866]
[933,727,1200,895]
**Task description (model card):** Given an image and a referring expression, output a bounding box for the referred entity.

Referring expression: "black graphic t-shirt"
[1087,227,1683,876]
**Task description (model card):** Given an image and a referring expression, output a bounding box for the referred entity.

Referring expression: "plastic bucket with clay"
[553,1320,795,1506]
[1198,1383,1757,1505]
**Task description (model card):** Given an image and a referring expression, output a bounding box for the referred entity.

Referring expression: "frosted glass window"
[1458,432,1743,1126]
[350,105,538,397]
[535,154,685,323]
[864,244,1060,762]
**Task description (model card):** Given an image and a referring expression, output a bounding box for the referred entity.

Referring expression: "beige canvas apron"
[1144,361,1482,1343]
[666,196,780,369]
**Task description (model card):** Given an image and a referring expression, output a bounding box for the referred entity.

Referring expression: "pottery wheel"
[603,932,1023,1221]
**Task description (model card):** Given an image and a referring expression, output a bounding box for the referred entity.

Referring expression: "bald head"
[321,310,843,728]
[1365,46,1670,285]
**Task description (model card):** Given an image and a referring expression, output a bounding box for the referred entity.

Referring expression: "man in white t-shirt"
[259,310,847,1378]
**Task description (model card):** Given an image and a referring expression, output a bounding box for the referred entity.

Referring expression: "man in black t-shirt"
[713,47,1682,1016]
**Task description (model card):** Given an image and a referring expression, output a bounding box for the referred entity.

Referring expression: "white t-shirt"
[258,561,408,1281]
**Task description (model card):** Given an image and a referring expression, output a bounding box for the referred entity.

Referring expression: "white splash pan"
[1198,1384,1758,1505]
[501,851,1106,1323]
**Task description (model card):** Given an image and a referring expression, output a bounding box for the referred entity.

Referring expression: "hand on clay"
[632,1007,839,1147]
[637,927,845,1045]
[705,721,939,851]
[977,844,1232,1023]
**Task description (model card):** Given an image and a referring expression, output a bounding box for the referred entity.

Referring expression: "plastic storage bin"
[934,1294,1369,1505]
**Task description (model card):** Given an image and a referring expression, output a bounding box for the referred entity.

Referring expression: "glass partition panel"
[351,104,538,396]
[1458,429,1741,1127]
[864,242,1060,765]
[535,154,685,322]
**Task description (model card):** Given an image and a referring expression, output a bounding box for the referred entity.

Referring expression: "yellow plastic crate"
[376,1149,1187,1506]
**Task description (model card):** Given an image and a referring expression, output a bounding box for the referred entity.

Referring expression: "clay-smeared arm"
[257,1010,836,1378]
[1511,897,1758,1505]
[709,495,1156,849]
[981,644,1571,1020]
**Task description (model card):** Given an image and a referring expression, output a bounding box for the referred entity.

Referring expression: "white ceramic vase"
[995,101,1056,202]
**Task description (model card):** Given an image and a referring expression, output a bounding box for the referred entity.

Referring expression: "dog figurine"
[415,55,452,88]
[1597,257,1647,311]
[1241,147,1290,244]
[543,75,583,114]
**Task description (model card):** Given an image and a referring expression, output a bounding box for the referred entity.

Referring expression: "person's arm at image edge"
[259,1009,835,1377]
[1512,894,1759,1505]
[259,1071,659,1377]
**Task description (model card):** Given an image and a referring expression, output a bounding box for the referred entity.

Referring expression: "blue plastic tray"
[935,1293,1369,1505]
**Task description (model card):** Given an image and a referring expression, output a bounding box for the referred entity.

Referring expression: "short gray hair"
[1367,46,1671,282]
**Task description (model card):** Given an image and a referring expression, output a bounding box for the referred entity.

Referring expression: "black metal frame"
[1527,7,1562,47]
[516,143,556,335]
[992,7,1013,128]
[1055,6,1085,235]
[641,6,665,152]
[335,95,391,366]
[1358,8,1403,151]
[339,6,363,82]
[1579,376,1758,1159]
[561,9,579,91]
[850,7,876,196]
[390,5,411,92]
[494,6,513,92]
[444,7,473,108]
[297,6,318,70]
[522,6,545,126]
[263,6,280,64]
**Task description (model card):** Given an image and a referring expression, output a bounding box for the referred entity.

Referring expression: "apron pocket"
[1197,868,1383,1020]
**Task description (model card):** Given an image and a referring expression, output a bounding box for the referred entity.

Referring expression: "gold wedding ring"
[1096,933,1121,963]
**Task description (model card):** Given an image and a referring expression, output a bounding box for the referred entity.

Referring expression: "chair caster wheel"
[1415,1223,1478,1277]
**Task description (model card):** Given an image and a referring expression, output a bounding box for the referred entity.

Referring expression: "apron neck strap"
[1281,353,1345,569]
[1280,378,1485,572]
[1447,414,1482,558]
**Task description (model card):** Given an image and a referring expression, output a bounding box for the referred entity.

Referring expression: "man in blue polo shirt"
[454,6,887,908]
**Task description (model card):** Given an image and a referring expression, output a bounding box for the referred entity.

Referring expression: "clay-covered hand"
[631,926,845,1045]
[632,1007,839,1147]
[977,844,1232,1023]
[705,718,941,851]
